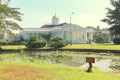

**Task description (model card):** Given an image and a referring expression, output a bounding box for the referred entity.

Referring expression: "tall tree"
[102,0,120,37]
[0,0,22,34]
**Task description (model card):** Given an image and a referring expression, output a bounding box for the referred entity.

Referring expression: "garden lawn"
[1,44,120,50]
[1,45,26,50]
[0,62,120,80]
[64,44,120,50]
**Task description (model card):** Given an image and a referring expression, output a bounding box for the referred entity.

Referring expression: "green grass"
[64,44,120,50]
[1,45,26,50]
[1,44,120,50]
[0,62,120,80]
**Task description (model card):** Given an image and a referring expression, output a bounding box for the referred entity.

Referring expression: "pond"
[0,51,120,72]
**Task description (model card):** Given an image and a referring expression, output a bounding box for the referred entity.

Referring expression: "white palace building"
[4,15,94,44]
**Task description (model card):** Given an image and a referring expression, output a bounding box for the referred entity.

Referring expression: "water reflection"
[0,51,120,72]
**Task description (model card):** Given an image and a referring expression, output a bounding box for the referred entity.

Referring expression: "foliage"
[49,37,69,48]
[16,35,26,42]
[40,32,51,41]
[102,0,120,36]
[113,38,120,44]
[11,35,27,45]
[37,32,51,46]
[95,36,105,43]
[26,40,46,48]
[0,0,23,34]
[10,41,27,45]
[93,33,109,43]
[0,44,1,50]
[0,39,8,45]
[20,41,27,45]
[26,35,46,48]
[29,35,38,41]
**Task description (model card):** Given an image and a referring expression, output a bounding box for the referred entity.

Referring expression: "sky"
[10,0,112,28]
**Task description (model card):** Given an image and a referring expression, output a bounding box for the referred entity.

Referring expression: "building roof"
[23,28,52,32]
[23,27,64,32]
[41,23,68,28]
[23,23,86,32]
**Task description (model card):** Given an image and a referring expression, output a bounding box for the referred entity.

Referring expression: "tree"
[113,38,120,44]
[102,0,120,37]
[40,32,51,42]
[93,32,109,43]
[0,0,22,34]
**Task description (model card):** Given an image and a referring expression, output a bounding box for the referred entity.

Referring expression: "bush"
[113,38,120,44]
[26,40,46,48]
[20,41,27,45]
[95,37,105,43]
[93,33,109,43]
[0,39,8,45]
[49,37,69,48]
[26,35,46,49]
[0,45,1,50]
[7,41,27,45]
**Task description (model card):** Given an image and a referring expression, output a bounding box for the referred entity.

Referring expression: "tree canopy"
[0,0,22,34]
[102,0,120,36]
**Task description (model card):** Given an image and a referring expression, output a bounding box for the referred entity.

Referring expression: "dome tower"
[52,14,59,25]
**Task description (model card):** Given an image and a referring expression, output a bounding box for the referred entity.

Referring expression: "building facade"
[3,15,95,44]
[18,23,89,44]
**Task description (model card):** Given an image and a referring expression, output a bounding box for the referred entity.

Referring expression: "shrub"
[7,40,27,45]
[49,37,69,48]
[0,45,1,50]
[20,41,27,45]
[113,38,120,44]
[0,39,8,45]
[95,36,105,43]
[93,33,109,43]
[26,40,46,48]
[26,36,46,48]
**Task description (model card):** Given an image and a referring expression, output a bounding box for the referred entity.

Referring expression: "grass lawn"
[0,62,120,80]
[1,44,120,50]
[1,45,26,50]
[64,44,120,50]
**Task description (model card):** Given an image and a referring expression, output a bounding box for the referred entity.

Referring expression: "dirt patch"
[0,65,43,80]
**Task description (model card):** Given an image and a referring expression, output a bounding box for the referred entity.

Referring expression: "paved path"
[80,59,113,72]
